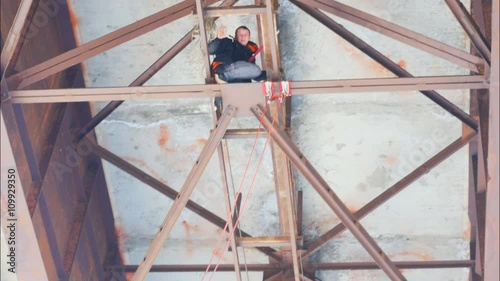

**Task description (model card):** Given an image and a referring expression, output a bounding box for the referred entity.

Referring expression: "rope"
[200,105,269,281]
[207,107,279,281]
[226,143,250,281]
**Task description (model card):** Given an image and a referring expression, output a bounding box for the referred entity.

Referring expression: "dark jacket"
[208,38,259,71]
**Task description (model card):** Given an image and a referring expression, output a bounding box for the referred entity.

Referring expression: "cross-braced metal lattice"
[1,0,498,280]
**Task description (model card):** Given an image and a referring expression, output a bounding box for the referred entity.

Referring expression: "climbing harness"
[262,80,292,104]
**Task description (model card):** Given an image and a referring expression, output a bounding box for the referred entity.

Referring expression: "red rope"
[201,105,269,281]
[207,107,279,281]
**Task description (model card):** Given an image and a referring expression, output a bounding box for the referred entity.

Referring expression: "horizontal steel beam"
[235,236,303,248]
[221,129,267,139]
[111,260,474,272]
[308,260,476,270]
[204,5,267,16]
[9,75,488,103]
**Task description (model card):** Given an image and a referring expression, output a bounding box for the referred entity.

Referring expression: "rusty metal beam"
[263,271,284,281]
[217,140,243,281]
[235,236,303,248]
[307,260,475,270]
[117,264,286,272]
[484,0,499,279]
[62,158,101,277]
[74,29,195,142]
[297,189,303,237]
[131,106,237,280]
[26,104,67,217]
[8,75,488,104]
[304,130,477,258]
[290,0,479,131]
[264,0,280,75]
[469,153,484,278]
[112,260,474,272]
[0,0,36,77]
[195,0,212,80]
[251,104,407,281]
[445,0,491,65]
[1,94,49,281]
[204,5,267,17]
[6,0,211,89]
[221,129,267,139]
[299,0,483,72]
[283,153,301,281]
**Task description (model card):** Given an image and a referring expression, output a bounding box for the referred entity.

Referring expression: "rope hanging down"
[207,108,279,281]
[202,91,291,281]
[201,104,270,281]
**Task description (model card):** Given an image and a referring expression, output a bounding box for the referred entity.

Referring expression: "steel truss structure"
[1,0,498,280]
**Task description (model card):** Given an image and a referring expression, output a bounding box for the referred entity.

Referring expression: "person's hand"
[217,26,226,39]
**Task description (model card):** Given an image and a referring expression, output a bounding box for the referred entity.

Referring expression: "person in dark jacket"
[208,25,266,83]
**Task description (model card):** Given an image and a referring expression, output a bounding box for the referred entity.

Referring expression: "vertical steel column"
[297,189,303,237]
[264,0,280,75]
[1,81,49,280]
[131,106,237,280]
[484,0,499,279]
[195,0,213,80]
[445,0,491,65]
[251,104,407,281]
[217,140,243,281]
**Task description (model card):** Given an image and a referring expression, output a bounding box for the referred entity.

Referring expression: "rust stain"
[182,221,194,257]
[114,225,127,265]
[186,138,209,153]
[463,225,471,241]
[158,124,174,152]
[88,102,95,115]
[186,144,198,153]
[213,248,223,258]
[347,204,359,213]
[158,124,170,147]
[336,37,394,77]
[122,156,169,185]
[394,251,433,261]
[385,155,398,164]
[66,1,81,46]
[397,60,407,69]
[0,194,8,217]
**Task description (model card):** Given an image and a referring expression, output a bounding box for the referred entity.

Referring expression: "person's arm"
[208,38,221,55]
[208,26,227,55]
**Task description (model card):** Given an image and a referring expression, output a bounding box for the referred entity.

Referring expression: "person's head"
[234,26,251,46]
